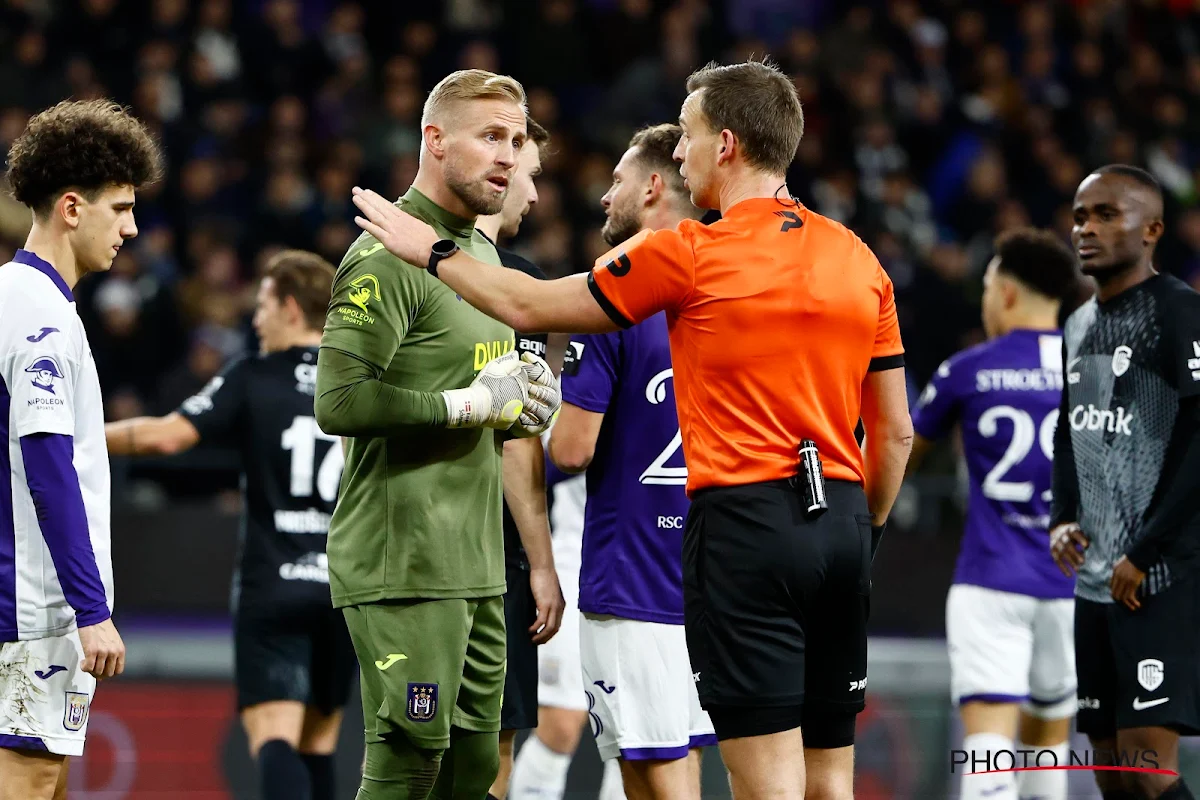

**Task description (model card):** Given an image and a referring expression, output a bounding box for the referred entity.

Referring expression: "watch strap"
[427,239,459,278]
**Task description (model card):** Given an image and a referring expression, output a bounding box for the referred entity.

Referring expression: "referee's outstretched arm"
[350,186,626,335]
[860,367,915,530]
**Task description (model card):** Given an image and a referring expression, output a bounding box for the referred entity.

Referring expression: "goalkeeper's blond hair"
[421,70,527,128]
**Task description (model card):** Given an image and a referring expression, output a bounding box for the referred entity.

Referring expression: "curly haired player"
[0,99,161,800]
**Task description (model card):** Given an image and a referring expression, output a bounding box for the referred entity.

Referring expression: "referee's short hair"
[993,227,1081,302]
[264,250,336,331]
[685,59,803,176]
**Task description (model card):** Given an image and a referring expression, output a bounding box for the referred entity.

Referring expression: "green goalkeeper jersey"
[317,188,515,607]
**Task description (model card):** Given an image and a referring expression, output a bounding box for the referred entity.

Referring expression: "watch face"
[433,240,458,256]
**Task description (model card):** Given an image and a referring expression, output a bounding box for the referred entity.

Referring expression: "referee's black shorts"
[683,478,872,747]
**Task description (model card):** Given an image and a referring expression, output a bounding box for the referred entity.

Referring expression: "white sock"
[599,758,626,800]
[509,733,572,800]
[1017,740,1068,800]
[960,732,1018,800]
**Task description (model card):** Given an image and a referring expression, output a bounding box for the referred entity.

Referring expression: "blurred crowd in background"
[4,0,1200,437]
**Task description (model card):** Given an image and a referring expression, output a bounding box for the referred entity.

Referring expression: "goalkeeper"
[314,69,560,800]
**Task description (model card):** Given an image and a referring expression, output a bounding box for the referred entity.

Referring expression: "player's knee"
[358,736,443,800]
[430,730,499,800]
[536,708,587,754]
[298,709,343,756]
[706,703,804,741]
[805,776,855,800]
[497,728,516,759]
[464,732,501,794]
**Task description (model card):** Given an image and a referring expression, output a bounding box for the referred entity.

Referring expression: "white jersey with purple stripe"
[912,329,1072,599]
[0,250,113,642]
[560,312,688,624]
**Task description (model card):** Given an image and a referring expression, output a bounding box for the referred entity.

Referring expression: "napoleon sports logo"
[25,356,64,394]
[348,274,381,313]
[339,273,381,326]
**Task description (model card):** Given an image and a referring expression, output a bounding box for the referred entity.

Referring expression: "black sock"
[1159,779,1196,800]
[302,753,335,800]
[258,739,311,800]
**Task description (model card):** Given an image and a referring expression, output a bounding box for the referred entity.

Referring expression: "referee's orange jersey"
[588,197,904,496]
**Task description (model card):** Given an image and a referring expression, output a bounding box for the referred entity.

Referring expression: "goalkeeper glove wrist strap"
[442,387,480,428]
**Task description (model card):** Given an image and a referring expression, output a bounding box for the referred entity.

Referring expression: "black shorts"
[683,479,871,744]
[234,596,358,714]
[501,565,539,731]
[1075,575,1200,737]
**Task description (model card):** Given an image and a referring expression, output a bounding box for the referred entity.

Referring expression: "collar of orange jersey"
[721,195,808,219]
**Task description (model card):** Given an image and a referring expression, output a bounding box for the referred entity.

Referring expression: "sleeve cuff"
[868,353,905,372]
[587,273,633,329]
[74,606,111,629]
[560,394,610,415]
[1126,539,1159,572]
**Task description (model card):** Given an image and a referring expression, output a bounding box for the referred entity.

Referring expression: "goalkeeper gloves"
[443,350,529,429]
[510,352,562,438]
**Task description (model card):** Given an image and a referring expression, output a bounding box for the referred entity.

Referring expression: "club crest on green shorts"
[407,683,438,722]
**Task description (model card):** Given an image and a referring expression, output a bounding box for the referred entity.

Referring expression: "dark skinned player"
[1052,165,1200,800]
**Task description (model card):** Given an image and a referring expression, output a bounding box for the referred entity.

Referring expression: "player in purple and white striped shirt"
[0,100,160,800]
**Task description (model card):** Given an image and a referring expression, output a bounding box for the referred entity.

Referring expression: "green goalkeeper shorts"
[343,596,506,750]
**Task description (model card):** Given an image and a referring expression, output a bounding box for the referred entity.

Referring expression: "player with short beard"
[314,70,561,800]
[548,124,713,800]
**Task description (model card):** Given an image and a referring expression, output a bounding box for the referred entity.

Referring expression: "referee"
[1051,165,1200,800]
[351,59,914,800]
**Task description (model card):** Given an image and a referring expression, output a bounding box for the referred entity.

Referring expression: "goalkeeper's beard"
[446,156,508,216]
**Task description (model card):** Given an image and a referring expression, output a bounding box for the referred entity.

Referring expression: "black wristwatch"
[427,239,460,278]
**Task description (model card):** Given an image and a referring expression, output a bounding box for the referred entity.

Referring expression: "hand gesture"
[1050,522,1089,577]
[351,187,439,268]
[510,353,561,438]
[443,350,530,429]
